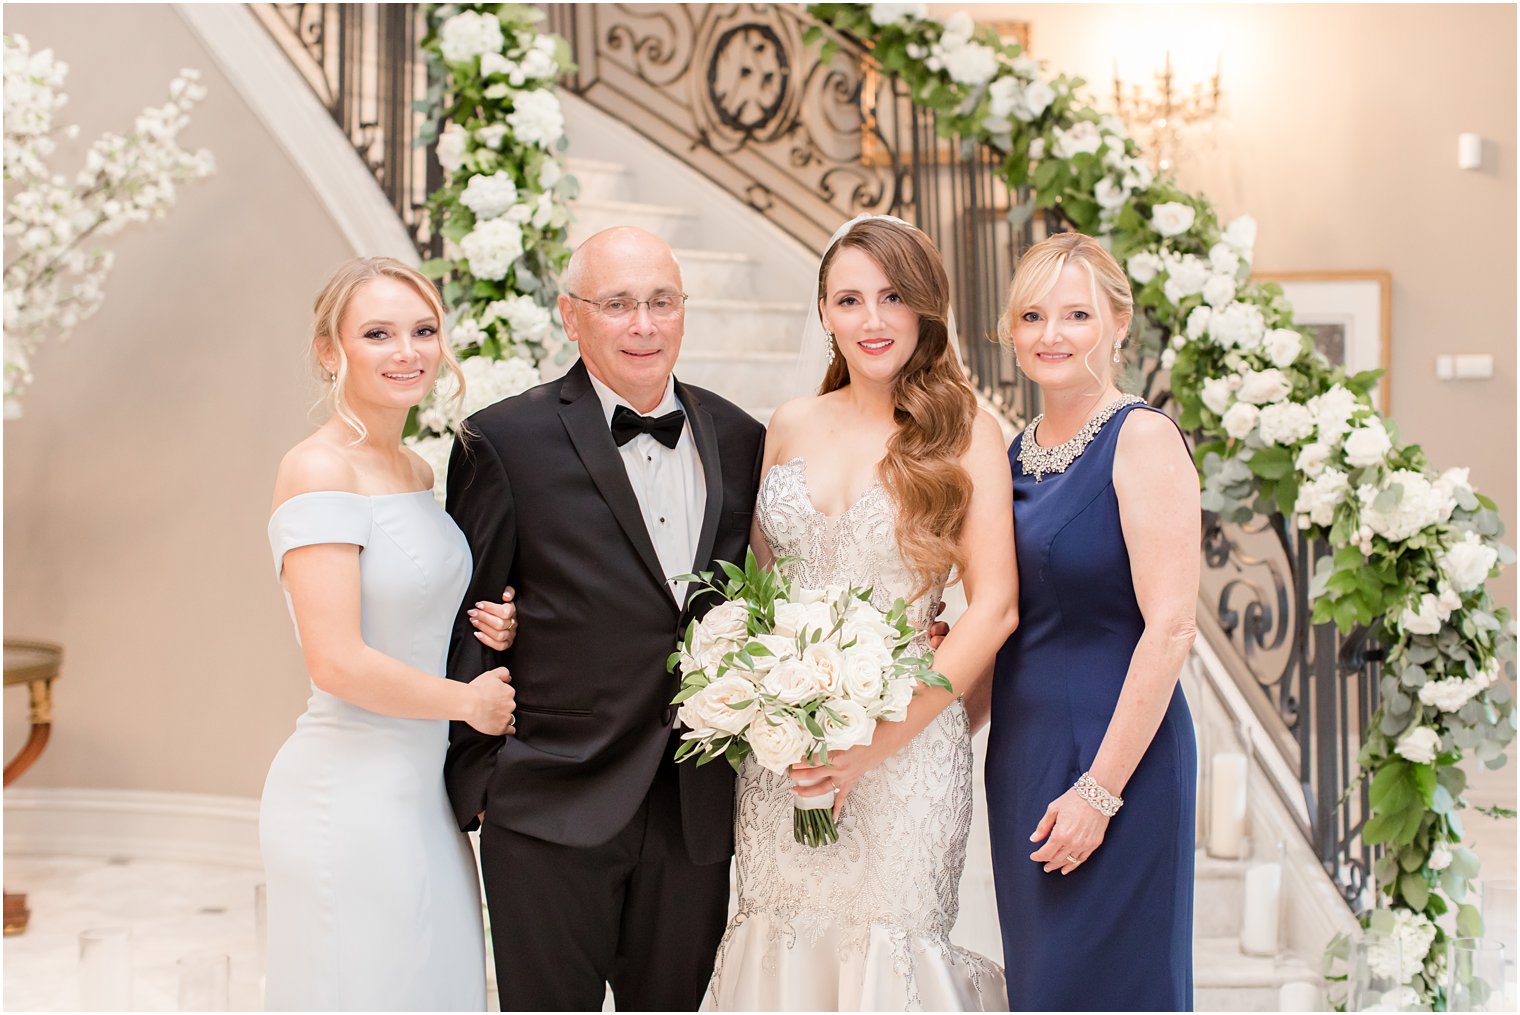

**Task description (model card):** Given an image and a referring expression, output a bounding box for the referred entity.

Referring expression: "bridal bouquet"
[669,551,950,847]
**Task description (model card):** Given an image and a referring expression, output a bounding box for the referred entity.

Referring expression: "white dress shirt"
[587,371,706,602]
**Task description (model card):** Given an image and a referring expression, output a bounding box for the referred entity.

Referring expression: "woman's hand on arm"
[468,586,517,650]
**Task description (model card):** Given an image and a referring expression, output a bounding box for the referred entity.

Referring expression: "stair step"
[565,156,632,203]
[684,298,809,353]
[675,350,797,410]
[674,248,760,299]
[569,198,700,247]
[1195,849,1250,938]
[1193,936,1321,1011]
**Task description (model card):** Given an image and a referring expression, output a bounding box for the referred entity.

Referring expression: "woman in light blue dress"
[261,257,518,1011]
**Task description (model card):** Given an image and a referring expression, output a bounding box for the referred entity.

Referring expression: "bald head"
[562,227,682,298]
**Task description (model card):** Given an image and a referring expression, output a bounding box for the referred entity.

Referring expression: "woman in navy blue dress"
[981,232,1199,1010]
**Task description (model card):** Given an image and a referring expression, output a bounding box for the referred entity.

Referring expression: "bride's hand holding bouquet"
[669,550,949,847]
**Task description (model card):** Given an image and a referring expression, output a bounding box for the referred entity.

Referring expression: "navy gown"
[987,400,1196,1011]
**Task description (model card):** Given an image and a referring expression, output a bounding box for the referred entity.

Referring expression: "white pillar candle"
[1278,980,1322,1011]
[1207,751,1248,858]
[1240,861,1283,955]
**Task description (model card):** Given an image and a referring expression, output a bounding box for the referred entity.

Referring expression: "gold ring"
[1066,853,1082,863]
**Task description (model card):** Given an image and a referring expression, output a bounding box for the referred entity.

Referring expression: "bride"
[703,215,1018,1011]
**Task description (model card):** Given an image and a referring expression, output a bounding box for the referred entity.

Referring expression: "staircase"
[560,94,1348,1010]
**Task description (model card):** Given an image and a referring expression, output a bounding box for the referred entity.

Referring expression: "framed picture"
[1253,270,1392,413]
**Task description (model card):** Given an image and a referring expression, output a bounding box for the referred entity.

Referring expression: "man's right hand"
[466,666,516,735]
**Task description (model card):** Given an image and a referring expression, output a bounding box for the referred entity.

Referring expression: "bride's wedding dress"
[703,457,1006,1011]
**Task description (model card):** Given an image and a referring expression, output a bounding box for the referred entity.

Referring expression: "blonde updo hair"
[816,217,977,600]
[310,256,464,442]
[997,232,1134,380]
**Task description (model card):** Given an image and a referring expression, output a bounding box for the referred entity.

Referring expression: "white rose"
[802,643,848,699]
[1307,385,1363,444]
[1440,531,1500,592]
[1418,676,1479,713]
[1187,305,1212,341]
[1127,251,1163,284]
[741,633,796,678]
[1264,328,1303,368]
[1200,376,1234,416]
[1011,79,1056,122]
[762,657,821,705]
[459,171,518,220]
[876,675,916,722]
[1221,402,1259,440]
[1208,242,1241,277]
[1052,121,1103,159]
[1427,843,1454,871]
[459,217,525,280]
[1202,273,1238,309]
[1151,201,1196,237]
[820,698,876,751]
[771,601,809,638]
[698,600,750,647]
[842,651,886,704]
[439,10,505,64]
[1223,214,1257,255]
[436,123,468,174]
[1257,402,1316,446]
[1295,469,1349,526]
[1236,368,1293,405]
[1296,442,1332,478]
[1342,421,1392,468]
[1394,726,1441,765]
[1399,594,1445,635]
[747,712,810,774]
[942,41,998,87]
[677,675,759,735]
[1094,176,1128,210]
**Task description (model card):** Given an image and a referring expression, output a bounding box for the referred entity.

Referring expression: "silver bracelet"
[1074,772,1123,817]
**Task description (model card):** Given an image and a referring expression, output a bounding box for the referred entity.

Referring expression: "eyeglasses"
[568,292,688,320]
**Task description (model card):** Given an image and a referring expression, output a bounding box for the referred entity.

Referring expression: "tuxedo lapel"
[678,378,724,610]
[558,363,673,604]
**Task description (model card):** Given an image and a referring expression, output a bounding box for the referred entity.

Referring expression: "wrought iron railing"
[255,0,1378,908]
[250,2,442,258]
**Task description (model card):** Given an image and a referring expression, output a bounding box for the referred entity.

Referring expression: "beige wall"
[4,5,353,796]
[937,2,1517,612]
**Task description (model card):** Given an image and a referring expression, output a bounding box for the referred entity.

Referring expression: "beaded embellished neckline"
[1017,395,1145,482]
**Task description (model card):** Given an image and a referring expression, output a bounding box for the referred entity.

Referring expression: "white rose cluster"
[1151,201,1196,238]
[438,10,506,64]
[3,35,215,418]
[1357,470,1456,543]
[1439,530,1499,593]
[505,89,565,148]
[926,13,998,88]
[676,582,936,776]
[1417,659,1496,713]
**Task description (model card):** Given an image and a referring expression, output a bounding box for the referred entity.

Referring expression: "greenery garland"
[406,2,577,497]
[807,2,1515,1005]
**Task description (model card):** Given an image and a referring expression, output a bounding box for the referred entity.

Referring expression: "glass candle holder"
[79,927,132,1010]
[1447,938,1507,1013]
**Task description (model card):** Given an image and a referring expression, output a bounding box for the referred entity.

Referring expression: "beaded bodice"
[1016,394,1146,482]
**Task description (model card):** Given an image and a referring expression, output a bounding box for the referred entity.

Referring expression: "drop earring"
[1112,340,1123,364]
[825,331,837,366]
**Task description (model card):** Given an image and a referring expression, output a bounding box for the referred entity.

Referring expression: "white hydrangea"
[1342,420,1392,468]
[1202,273,1238,309]
[1151,201,1196,237]
[1265,328,1303,368]
[1257,402,1316,446]
[459,171,519,220]
[474,123,509,150]
[1200,376,1235,416]
[1295,469,1350,527]
[1052,120,1104,159]
[1237,368,1294,405]
[1207,301,1267,350]
[1296,443,1332,478]
[1186,305,1212,340]
[436,122,468,173]
[1161,253,1209,303]
[1394,726,1441,765]
[1208,242,1241,277]
[1433,467,1474,508]
[506,89,564,148]
[448,317,486,350]
[1221,402,1259,440]
[1307,384,1363,444]
[439,10,505,64]
[420,354,541,436]
[1365,909,1437,983]
[459,217,526,280]
[1127,250,1163,284]
[487,294,554,344]
[1358,470,1450,542]
[1439,530,1500,592]
[1222,214,1257,256]
[869,3,928,25]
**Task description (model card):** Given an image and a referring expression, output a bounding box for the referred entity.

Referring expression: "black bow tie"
[611,404,685,449]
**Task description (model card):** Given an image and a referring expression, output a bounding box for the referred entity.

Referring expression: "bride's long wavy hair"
[816,218,977,599]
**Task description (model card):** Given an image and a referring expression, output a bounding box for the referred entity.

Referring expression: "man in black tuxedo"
[443,227,764,1011]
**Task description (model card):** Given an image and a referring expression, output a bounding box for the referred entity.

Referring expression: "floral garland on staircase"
[807,2,1515,1005]
[406,3,576,494]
